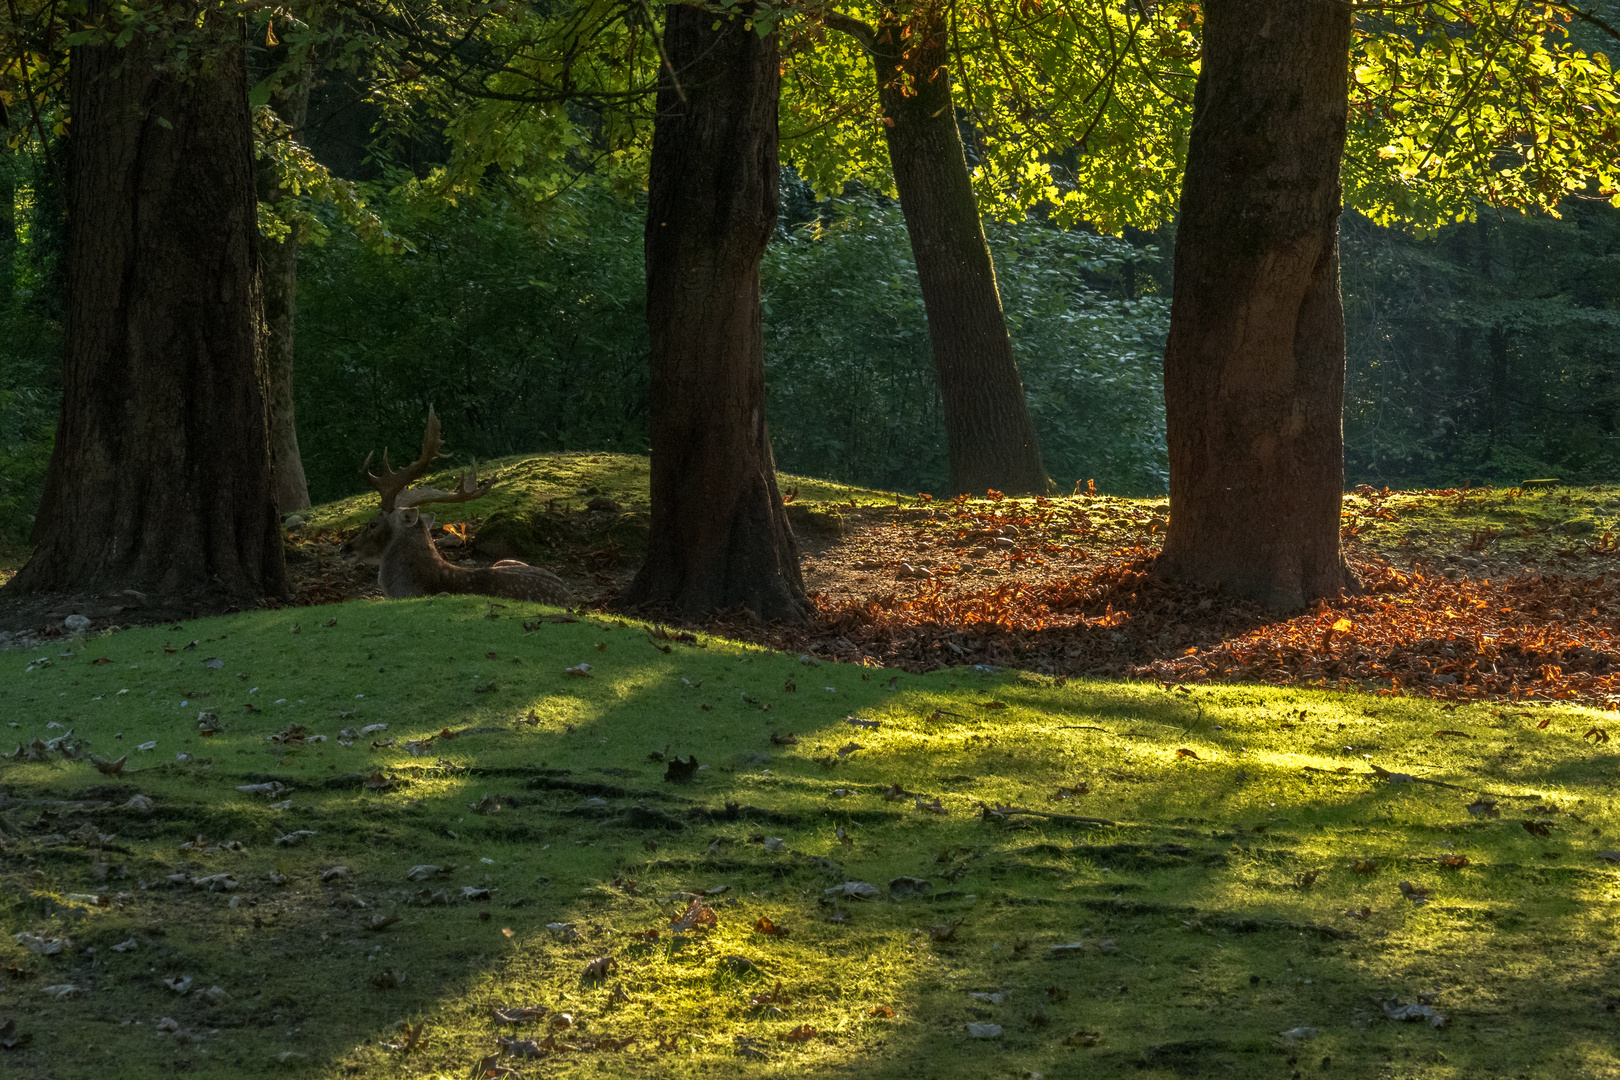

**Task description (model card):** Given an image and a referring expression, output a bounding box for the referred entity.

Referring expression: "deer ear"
[419,512,437,530]
[398,507,420,527]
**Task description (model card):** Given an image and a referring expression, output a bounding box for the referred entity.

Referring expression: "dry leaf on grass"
[777,1024,818,1043]
[753,916,789,938]
[1466,798,1501,818]
[1397,880,1433,905]
[1381,997,1449,1027]
[749,981,791,1006]
[581,956,617,983]
[664,756,700,783]
[0,1018,31,1050]
[382,1020,427,1051]
[669,899,717,933]
[735,1036,771,1059]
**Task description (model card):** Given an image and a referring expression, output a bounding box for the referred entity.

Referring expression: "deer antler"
[361,406,447,511]
[397,460,495,508]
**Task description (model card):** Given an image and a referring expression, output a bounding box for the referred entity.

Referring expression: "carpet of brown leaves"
[722,494,1620,711]
[276,490,1620,710]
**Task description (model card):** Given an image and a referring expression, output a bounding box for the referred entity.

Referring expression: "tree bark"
[828,6,1051,497]
[0,151,14,302]
[1157,0,1354,610]
[4,5,287,614]
[258,56,315,513]
[624,2,808,622]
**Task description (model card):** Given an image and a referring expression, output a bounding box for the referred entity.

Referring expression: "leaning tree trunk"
[623,2,808,622]
[829,7,1050,497]
[1156,0,1354,610]
[258,54,315,513]
[4,4,287,615]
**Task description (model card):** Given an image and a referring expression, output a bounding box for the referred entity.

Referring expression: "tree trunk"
[831,7,1050,497]
[4,5,287,615]
[259,56,315,513]
[1156,0,1354,610]
[0,151,14,303]
[623,2,808,622]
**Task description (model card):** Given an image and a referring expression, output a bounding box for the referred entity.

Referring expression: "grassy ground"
[3,597,1619,1079]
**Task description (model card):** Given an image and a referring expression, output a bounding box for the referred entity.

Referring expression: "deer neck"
[378,518,460,598]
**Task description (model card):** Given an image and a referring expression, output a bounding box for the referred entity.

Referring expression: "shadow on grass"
[1,596,1617,1078]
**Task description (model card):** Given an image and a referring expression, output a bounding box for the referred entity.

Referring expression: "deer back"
[372,508,572,606]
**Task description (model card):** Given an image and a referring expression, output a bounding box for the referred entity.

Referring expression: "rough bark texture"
[624,3,808,622]
[863,9,1050,497]
[1156,0,1355,610]
[4,7,287,613]
[259,57,314,513]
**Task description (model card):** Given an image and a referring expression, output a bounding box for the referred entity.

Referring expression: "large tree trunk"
[829,7,1050,497]
[258,56,315,513]
[4,5,287,615]
[623,2,807,622]
[1156,0,1354,610]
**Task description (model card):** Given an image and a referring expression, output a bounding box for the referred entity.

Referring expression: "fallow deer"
[339,408,572,606]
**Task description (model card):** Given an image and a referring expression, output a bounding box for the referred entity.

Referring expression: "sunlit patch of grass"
[2,597,1618,1078]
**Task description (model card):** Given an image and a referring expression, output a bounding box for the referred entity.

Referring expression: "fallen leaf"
[1175,748,1200,760]
[965,1022,1003,1038]
[669,898,717,933]
[664,756,699,783]
[868,1004,894,1018]
[735,1036,770,1059]
[1397,880,1432,904]
[369,969,402,990]
[381,1020,427,1050]
[753,916,789,938]
[0,1018,31,1049]
[1438,854,1470,869]
[489,1005,547,1024]
[162,975,193,994]
[823,881,880,900]
[1466,798,1501,818]
[750,981,791,1006]
[581,955,617,983]
[1522,819,1553,836]
[1381,997,1449,1027]
[39,984,77,998]
[777,1024,818,1043]
[929,919,964,942]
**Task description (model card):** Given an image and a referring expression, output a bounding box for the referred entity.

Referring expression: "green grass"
[294,451,903,563]
[3,596,1619,1078]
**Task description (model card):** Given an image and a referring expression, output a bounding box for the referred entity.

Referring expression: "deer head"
[340,408,493,565]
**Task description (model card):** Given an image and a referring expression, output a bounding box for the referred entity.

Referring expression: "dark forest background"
[4,85,1618,550]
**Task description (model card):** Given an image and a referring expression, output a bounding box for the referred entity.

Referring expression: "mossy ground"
[3,596,1619,1079]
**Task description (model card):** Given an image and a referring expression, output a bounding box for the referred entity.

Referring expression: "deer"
[339,407,573,606]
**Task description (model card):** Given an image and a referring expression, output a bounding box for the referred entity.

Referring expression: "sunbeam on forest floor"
[1,597,1618,1079]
